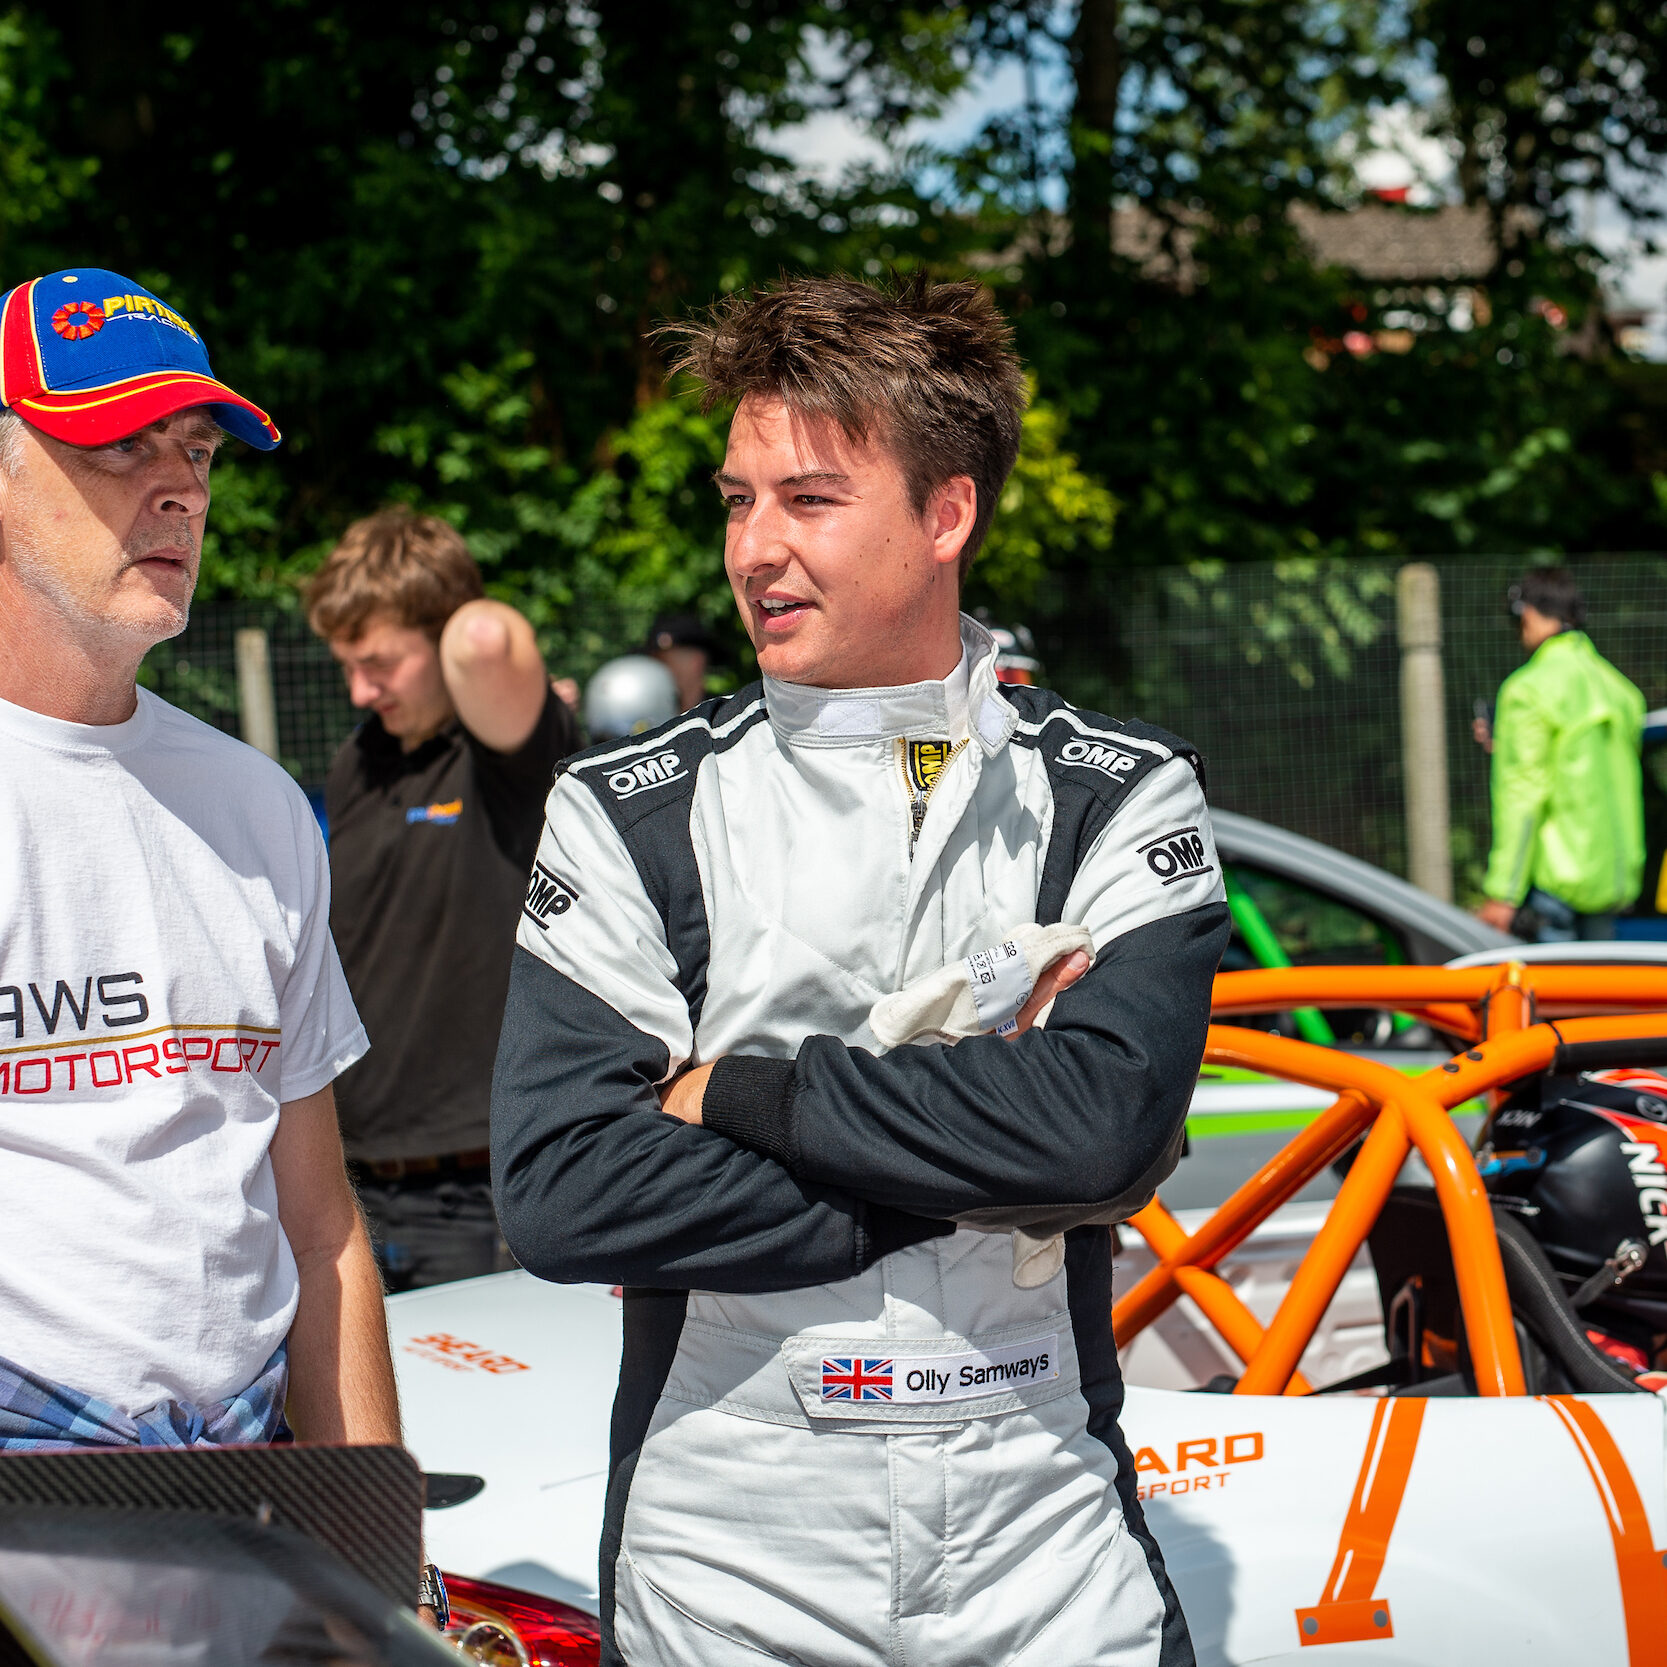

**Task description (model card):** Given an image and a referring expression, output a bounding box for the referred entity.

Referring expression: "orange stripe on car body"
[1294,1397,1426,1646]
[1543,1395,1667,1666]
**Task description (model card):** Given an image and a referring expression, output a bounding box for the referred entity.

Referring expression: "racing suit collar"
[763,614,1018,753]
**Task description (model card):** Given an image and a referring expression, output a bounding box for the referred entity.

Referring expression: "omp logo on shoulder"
[524,860,579,925]
[1059,738,1140,782]
[1140,825,1213,886]
[606,749,687,799]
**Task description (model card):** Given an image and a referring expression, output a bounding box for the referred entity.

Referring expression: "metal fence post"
[235,627,280,761]
[1397,563,1452,901]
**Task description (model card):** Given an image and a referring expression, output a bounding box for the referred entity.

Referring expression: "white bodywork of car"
[392,1264,1667,1665]
[394,945,1667,1658]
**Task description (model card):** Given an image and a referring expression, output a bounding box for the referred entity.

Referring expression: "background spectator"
[0,267,396,1455]
[307,510,579,1289]
[1477,569,1645,941]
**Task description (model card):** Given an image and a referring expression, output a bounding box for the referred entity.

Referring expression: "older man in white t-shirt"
[0,267,398,1457]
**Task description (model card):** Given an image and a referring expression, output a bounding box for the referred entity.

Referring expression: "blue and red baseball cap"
[0,268,280,450]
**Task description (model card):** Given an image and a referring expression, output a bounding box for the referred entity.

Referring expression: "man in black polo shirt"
[308,509,579,1288]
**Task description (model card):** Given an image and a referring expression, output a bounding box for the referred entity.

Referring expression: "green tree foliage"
[968,394,1116,608]
[1413,0,1667,228]
[0,0,1665,686]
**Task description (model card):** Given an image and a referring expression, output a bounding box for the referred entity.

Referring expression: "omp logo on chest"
[0,971,277,1098]
[1139,825,1214,886]
[1058,738,1140,782]
[606,750,687,800]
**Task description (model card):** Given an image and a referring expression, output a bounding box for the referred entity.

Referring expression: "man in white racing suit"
[492,275,1229,1666]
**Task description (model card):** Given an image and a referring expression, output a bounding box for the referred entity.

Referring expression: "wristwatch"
[418,1562,450,1629]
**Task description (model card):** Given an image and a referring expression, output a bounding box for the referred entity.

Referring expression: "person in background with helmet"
[306,511,580,1289]
[1476,568,1645,942]
[646,612,722,711]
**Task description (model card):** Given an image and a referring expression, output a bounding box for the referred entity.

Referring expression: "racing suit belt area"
[493,617,1228,1667]
[616,1240,1158,1667]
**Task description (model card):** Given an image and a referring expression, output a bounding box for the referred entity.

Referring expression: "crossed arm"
[492,904,1227,1289]
[493,754,1228,1289]
[658,949,1091,1125]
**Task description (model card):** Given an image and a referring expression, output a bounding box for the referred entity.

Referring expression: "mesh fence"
[152,554,1667,900]
[1036,553,1667,901]
[138,604,358,798]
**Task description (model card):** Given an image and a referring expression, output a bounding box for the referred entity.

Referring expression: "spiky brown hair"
[660,273,1027,576]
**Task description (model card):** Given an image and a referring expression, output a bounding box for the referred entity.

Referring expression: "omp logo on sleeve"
[1140,825,1213,885]
[607,750,687,800]
[1059,738,1140,782]
[406,799,462,825]
[524,861,579,926]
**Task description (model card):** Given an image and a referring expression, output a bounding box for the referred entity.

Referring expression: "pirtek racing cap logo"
[51,300,105,340]
[100,291,200,341]
[607,749,688,800]
[1059,738,1140,782]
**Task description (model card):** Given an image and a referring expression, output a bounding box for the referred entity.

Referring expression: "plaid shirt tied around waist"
[0,1346,290,1452]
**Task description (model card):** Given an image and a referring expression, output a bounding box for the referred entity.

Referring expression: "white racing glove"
[868,922,1094,1050]
[867,923,1095,1288]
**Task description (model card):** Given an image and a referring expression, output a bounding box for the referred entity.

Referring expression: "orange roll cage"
[1114,963,1667,1398]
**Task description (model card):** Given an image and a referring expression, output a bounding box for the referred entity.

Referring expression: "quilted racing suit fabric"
[492,618,1230,1667]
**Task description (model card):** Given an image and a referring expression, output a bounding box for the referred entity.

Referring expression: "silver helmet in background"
[584,655,679,741]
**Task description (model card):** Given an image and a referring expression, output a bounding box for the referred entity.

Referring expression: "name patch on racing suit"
[820,1334,1059,1404]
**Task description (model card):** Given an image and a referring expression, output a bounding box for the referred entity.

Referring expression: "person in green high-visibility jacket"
[1477,569,1645,941]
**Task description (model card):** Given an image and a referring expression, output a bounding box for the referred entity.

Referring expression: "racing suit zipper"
[897,739,965,859]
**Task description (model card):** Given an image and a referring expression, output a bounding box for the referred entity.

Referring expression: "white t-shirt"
[0,688,368,1413]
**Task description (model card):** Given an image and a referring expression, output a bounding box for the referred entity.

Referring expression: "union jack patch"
[820,1357,893,1401]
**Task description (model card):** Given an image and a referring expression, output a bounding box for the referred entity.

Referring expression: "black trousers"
[352,1173,517,1292]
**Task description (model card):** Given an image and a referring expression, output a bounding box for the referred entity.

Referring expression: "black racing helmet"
[1478,1069,1667,1337]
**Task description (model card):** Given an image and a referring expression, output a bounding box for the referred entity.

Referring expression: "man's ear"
[930,475,977,571]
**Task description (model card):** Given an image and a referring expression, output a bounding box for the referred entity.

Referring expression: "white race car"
[394,959,1667,1665]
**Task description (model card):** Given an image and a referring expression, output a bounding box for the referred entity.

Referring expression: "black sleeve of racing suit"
[491,946,953,1290]
[701,903,1230,1220]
